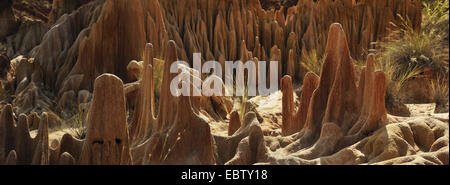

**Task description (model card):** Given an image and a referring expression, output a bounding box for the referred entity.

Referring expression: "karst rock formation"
[0,0,447,165]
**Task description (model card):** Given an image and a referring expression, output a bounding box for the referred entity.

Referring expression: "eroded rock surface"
[0,0,446,166]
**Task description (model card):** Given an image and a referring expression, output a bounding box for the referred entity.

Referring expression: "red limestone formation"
[274,23,388,163]
[0,0,447,166]
[129,41,216,165]
[15,0,422,105]
[0,104,50,165]
[270,23,447,165]
[79,74,131,165]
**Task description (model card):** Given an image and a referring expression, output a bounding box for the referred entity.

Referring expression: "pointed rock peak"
[325,23,351,59]
[366,54,376,71]
[165,40,178,65]
[0,104,14,125]
[17,114,30,135]
[36,112,49,141]
[229,111,241,136]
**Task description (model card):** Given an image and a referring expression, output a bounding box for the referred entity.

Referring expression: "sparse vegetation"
[422,0,449,44]
[431,74,449,106]
[377,19,447,80]
[67,105,88,140]
[375,0,449,106]
[153,58,164,112]
[300,49,325,76]
[376,59,423,99]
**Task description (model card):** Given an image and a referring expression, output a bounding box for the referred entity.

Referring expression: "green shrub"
[375,0,449,105]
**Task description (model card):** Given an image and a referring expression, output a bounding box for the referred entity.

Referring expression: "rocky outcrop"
[0,0,446,166]
[48,0,94,25]
[32,0,103,92]
[263,23,448,165]
[11,0,51,23]
[0,104,50,165]
[3,20,48,58]
[272,23,388,164]
[216,111,268,165]
[69,0,167,92]
[317,116,449,165]
[129,41,216,165]
[0,0,17,39]
[8,56,53,115]
[0,53,10,79]
[156,0,422,83]
[5,0,104,118]
[281,73,318,136]
[78,74,131,165]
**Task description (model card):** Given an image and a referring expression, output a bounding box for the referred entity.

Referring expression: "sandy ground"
[406,103,437,117]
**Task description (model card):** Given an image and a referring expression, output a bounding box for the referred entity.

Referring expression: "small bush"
[300,49,325,76]
[375,0,449,106]
[66,105,88,140]
[431,74,449,105]
[422,0,449,44]
[378,19,447,81]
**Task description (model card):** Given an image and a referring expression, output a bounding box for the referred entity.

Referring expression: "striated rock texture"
[0,104,50,165]
[0,26,448,165]
[3,0,421,108]
[0,0,447,166]
[0,0,423,126]
[78,73,131,165]
[129,41,217,165]
[3,20,48,58]
[48,0,94,25]
[7,56,53,116]
[264,23,447,165]
[271,23,389,164]
[0,0,17,39]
